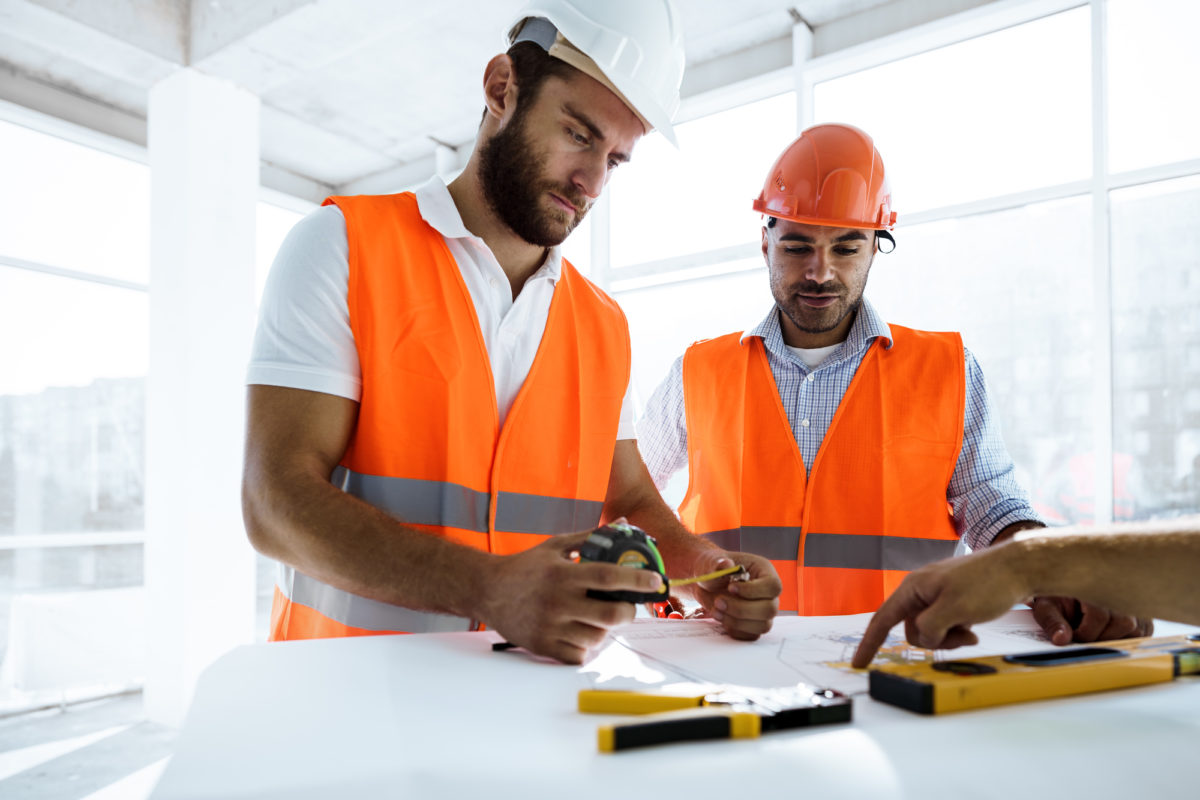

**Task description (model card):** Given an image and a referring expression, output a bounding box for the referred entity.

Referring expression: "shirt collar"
[413,176,563,283]
[741,296,894,360]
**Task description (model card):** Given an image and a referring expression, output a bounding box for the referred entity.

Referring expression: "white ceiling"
[0,0,995,202]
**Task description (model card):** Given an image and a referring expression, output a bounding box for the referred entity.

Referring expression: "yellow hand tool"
[579,683,851,752]
[869,632,1200,714]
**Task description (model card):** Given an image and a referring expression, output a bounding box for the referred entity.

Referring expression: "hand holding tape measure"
[492,522,749,653]
[577,521,747,610]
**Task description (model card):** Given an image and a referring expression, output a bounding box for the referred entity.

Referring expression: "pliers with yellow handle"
[578,683,852,752]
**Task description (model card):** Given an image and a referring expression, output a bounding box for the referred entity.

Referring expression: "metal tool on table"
[579,682,852,752]
[869,632,1200,714]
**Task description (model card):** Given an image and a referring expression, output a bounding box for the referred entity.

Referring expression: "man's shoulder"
[683,331,751,367]
[323,191,418,217]
[687,330,746,351]
[880,324,966,377]
[885,322,963,349]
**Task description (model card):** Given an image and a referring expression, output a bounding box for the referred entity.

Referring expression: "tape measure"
[578,522,670,604]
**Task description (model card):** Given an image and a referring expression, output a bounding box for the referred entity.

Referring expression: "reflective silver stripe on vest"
[277,563,475,634]
[701,526,803,561]
[702,528,957,570]
[332,468,601,536]
[494,491,604,535]
[332,467,489,532]
[803,533,958,571]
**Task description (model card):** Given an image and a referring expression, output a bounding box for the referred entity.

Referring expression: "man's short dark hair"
[765,216,896,251]
[480,41,578,125]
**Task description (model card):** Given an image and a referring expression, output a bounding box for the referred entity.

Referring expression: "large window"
[0,116,310,709]
[609,92,798,270]
[870,197,1096,524]
[0,120,150,711]
[1110,174,1200,519]
[812,7,1091,214]
[1107,0,1200,172]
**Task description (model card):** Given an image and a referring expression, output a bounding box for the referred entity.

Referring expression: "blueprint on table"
[577,610,1048,695]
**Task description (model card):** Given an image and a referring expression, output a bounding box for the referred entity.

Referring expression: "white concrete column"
[146,68,259,727]
[793,19,815,130]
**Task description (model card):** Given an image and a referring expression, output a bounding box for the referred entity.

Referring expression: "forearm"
[243,465,493,619]
[603,439,720,581]
[1003,518,1200,625]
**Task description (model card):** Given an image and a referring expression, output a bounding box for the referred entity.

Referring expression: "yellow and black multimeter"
[869,632,1200,714]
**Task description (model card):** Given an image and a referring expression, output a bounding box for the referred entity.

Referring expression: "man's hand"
[686,550,781,641]
[851,546,1158,669]
[1030,597,1152,645]
[477,530,665,664]
[851,547,1028,668]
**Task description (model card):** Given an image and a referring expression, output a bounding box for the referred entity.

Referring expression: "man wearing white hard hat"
[640,123,1151,646]
[242,0,782,664]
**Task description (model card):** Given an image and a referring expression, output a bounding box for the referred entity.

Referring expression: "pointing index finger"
[852,584,926,668]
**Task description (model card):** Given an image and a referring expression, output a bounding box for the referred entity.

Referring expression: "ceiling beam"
[23,0,187,63]
[0,62,147,146]
[681,32,793,101]
[189,0,318,63]
[812,0,997,56]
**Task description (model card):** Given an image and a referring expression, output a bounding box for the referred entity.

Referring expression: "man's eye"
[607,158,621,170]
[568,128,589,145]
[784,247,812,256]
[835,247,859,256]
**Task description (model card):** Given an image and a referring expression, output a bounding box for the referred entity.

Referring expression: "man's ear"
[761,226,770,260]
[482,54,519,124]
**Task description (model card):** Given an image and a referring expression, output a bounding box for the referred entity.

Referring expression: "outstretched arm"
[851,517,1200,668]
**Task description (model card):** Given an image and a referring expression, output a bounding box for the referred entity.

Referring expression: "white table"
[150,616,1200,799]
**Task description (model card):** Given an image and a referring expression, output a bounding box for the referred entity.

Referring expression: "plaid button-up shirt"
[637,298,1041,550]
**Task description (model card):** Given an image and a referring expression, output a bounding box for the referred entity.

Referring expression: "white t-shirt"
[247,177,636,437]
[785,343,839,370]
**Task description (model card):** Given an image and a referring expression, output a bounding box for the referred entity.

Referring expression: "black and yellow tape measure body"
[578,523,670,604]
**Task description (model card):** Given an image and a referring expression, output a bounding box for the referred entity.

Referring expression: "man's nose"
[572,154,607,199]
[805,251,834,283]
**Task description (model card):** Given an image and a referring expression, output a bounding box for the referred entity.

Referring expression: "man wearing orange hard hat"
[640,123,1151,646]
[243,0,781,665]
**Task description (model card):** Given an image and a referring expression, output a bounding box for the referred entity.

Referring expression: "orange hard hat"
[752,123,896,230]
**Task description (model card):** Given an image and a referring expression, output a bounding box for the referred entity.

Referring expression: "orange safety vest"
[270,192,630,640]
[679,325,965,615]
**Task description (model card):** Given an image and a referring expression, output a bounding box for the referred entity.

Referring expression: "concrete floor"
[0,693,173,799]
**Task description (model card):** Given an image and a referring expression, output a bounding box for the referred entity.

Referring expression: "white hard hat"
[507,0,686,146]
